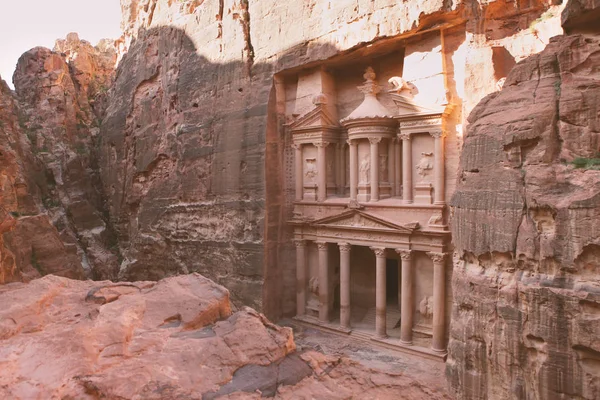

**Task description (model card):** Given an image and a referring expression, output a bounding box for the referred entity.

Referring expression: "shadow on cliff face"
[98,0,562,318]
[98,24,346,315]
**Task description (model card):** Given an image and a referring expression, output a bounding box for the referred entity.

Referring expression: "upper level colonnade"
[289,67,447,208]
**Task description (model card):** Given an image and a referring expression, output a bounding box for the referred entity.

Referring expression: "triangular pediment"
[312,210,418,233]
[390,94,445,117]
[289,104,340,131]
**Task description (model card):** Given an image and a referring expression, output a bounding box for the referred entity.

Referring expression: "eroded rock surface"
[10,34,120,280]
[0,273,445,399]
[448,33,600,399]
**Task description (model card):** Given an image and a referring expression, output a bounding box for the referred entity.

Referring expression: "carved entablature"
[392,94,445,137]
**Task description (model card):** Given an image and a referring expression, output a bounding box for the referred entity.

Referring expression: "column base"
[399,339,413,346]
[431,347,448,355]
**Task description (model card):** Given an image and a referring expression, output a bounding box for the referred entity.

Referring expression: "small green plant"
[9,211,21,218]
[529,9,555,34]
[572,156,600,170]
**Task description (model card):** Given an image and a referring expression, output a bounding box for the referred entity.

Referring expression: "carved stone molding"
[338,242,351,252]
[294,240,307,248]
[427,252,447,264]
[291,143,302,150]
[429,129,446,139]
[398,132,411,141]
[313,141,331,148]
[370,246,386,257]
[399,117,442,129]
[346,139,357,146]
[316,241,328,250]
[396,249,413,260]
[368,137,383,145]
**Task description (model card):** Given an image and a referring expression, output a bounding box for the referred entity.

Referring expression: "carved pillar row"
[371,247,387,338]
[293,144,303,201]
[294,240,307,316]
[315,141,329,202]
[339,243,351,329]
[432,130,445,204]
[428,252,447,352]
[395,137,402,197]
[336,142,346,196]
[317,241,330,322]
[400,133,413,203]
[396,249,414,344]
[369,137,381,202]
[388,138,396,194]
[348,139,358,201]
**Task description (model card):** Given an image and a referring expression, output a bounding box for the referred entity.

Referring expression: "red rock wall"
[448,32,600,399]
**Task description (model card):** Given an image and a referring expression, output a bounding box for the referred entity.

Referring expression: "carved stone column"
[371,246,387,338]
[388,137,396,195]
[348,139,358,201]
[369,137,381,202]
[395,137,402,197]
[293,144,303,201]
[396,249,414,344]
[317,241,330,322]
[294,240,307,316]
[315,141,329,202]
[338,243,351,329]
[428,252,447,352]
[337,142,346,195]
[400,132,413,203]
[431,130,445,204]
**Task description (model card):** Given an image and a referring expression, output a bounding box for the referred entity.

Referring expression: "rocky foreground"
[0,273,450,399]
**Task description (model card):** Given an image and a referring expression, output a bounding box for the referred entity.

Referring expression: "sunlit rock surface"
[448,33,600,400]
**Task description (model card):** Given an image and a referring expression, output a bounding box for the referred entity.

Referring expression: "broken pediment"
[312,210,418,233]
[289,103,340,133]
[390,93,445,117]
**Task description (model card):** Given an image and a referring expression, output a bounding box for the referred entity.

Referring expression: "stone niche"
[280,30,457,360]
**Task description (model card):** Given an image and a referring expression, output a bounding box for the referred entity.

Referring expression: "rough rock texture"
[12,34,120,280]
[0,77,85,283]
[0,273,445,399]
[448,34,600,399]
[102,0,565,317]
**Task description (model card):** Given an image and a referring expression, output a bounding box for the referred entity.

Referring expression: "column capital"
[430,129,446,139]
[316,241,328,250]
[347,138,358,146]
[395,249,413,260]
[313,141,330,148]
[370,246,386,257]
[427,251,447,264]
[294,239,307,248]
[291,143,302,150]
[338,242,351,252]
[398,132,411,141]
[368,137,382,145]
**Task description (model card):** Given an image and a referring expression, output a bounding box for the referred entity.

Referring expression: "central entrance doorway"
[386,258,399,306]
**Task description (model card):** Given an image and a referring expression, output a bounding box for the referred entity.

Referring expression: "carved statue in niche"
[416,152,433,182]
[388,76,418,98]
[359,154,370,184]
[327,157,334,181]
[379,154,388,182]
[305,158,317,184]
[419,296,433,320]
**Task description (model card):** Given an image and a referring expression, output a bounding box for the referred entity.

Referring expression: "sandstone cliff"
[448,30,600,400]
[6,34,120,281]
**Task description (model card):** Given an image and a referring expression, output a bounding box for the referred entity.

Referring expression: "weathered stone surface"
[448,34,600,399]
[0,273,445,399]
[0,76,86,283]
[12,35,120,280]
[562,0,600,32]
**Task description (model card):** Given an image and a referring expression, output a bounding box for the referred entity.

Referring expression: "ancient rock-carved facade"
[287,54,454,358]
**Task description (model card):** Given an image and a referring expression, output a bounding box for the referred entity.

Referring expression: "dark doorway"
[386,259,399,305]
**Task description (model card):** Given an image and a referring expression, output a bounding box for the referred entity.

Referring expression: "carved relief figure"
[388,76,418,97]
[359,154,370,184]
[419,296,433,320]
[379,154,388,182]
[305,158,317,184]
[416,152,433,182]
